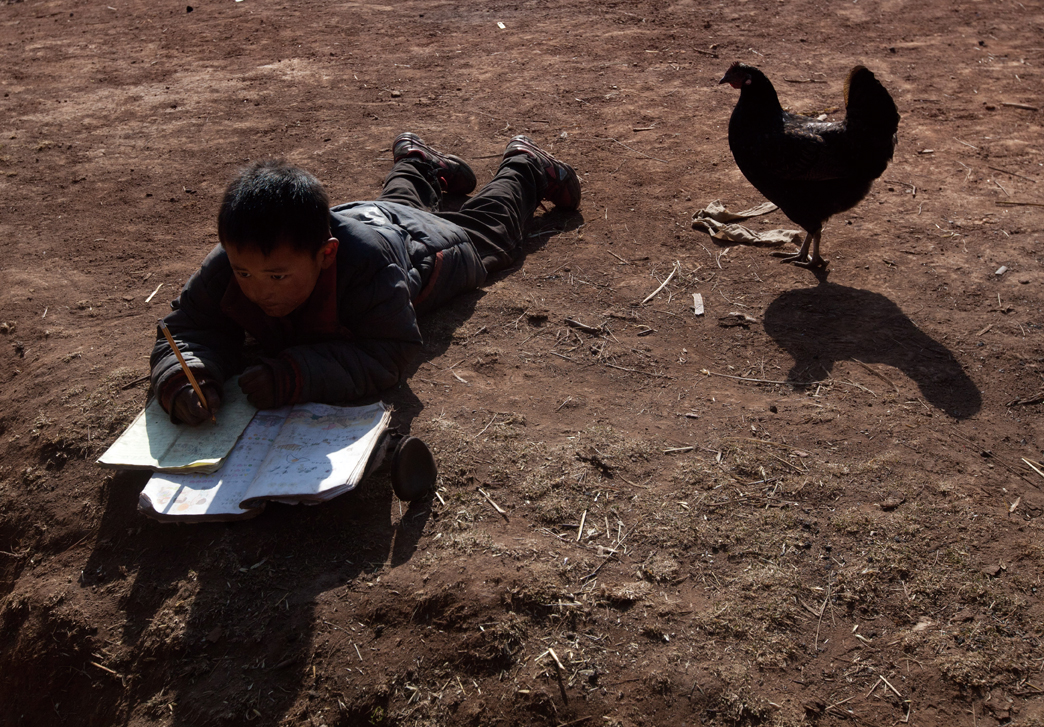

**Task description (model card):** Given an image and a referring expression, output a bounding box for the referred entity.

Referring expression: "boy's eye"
[270,274,288,281]
[235,271,251,278]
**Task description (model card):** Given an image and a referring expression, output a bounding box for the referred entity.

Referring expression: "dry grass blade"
[604,362,671,378]
[852,358,900,394]
[814,586,830,652]
[1023,459,1044,479]
[706,370,820,386]
[825,694,856,714]
[546,647,569,704]
[723,436,810,454]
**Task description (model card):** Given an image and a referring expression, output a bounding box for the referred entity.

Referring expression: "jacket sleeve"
[149,246,246,409]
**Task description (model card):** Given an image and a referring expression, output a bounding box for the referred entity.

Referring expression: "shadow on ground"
[763,277,982,419]
[62,209,587,727]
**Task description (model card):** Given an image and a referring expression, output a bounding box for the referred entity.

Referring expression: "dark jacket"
[150,201,486,414]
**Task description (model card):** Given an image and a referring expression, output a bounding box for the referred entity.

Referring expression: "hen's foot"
[773,251,828,268]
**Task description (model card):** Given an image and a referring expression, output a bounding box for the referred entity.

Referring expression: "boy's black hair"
[217,160,332,256]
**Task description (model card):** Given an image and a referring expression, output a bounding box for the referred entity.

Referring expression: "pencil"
[158,320,217,424]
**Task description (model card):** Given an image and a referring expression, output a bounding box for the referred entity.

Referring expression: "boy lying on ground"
[150,133,580,425]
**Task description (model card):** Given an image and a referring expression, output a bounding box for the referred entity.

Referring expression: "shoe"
[502,135,581,211]
[392,132,476,195]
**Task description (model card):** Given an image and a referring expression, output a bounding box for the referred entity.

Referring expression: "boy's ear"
[318,238,339,269]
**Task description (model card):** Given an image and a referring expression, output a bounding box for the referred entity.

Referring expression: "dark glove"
[239,364,281,409]
[172,382,223,426]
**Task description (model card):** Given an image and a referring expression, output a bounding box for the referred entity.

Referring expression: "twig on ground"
[769,452,806,472]
[1023,459,1044,479]
[723,437,810,454]
[950,430,1041,488]
[1008,393,1044,406]
[120,374,151,390]
[546,648,569,704]
[988,165,1037,182]
[706,370,817,386]
[565,318,604,334]
[825,694,855,714]
[880,674,903,698]
[604,362,671,378]
[598,136,669,163]
[814,586,830,652]
[620,477,651,489]
[883,178,916,197]
[474,414,497,439]
[852,358,900,394]
[90,660,123,678]
[478,487,509,521]
[641,261,680,305]
[582,522,638,581]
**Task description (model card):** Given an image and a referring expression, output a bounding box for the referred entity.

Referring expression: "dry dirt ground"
[2,0,1044,725]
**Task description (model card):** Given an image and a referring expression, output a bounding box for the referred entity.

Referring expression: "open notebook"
[97,377,257,473]
[138,401,391,521]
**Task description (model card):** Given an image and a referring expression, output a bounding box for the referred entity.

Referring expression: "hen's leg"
[793,231,827,268]
[773,230,814,265]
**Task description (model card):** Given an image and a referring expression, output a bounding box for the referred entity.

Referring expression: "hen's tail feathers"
[843,65,900,177]
[844,66,900,136]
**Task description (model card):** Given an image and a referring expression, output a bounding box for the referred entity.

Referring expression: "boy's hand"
[172,383,223,426]
[239,364,280,409]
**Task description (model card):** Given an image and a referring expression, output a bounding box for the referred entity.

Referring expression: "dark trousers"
[378,155,546,274]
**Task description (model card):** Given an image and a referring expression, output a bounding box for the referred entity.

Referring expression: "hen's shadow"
[763,279,981,419]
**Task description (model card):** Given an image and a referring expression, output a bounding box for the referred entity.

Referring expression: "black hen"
[720,63,900,268]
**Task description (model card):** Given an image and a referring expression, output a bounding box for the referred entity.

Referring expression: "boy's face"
[226,238,339,318]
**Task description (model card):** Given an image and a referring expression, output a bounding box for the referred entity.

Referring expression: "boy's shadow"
[77,207,584,727]
[762,270,981,419]
[83,465,408,726]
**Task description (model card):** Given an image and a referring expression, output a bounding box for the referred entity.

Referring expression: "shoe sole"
[393,133,476,195]
[504,136,580,210]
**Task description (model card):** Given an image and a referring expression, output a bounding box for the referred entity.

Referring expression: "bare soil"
[2,0,1044,725]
